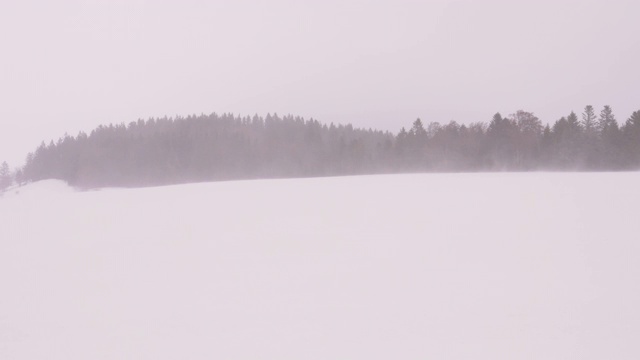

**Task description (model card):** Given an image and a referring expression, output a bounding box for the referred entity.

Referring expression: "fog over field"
[2,173,640,359]
[1,0,639,358]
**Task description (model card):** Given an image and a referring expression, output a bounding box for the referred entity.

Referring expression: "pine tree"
[582,105,598,136]
[487,112,518,169]
[623,110,640,167]
[15,169,24,186]
[597,106,621,169]
[567,111,581,132]
[0,161,11,190]
[410,118,427,138]
[598,105,617,133]
[580,106,599,166]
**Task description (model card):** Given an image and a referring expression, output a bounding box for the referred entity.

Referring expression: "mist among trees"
[6,105,640,188]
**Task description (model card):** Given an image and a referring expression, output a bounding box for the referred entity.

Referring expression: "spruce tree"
[567,111,581,132]
[582,105,597,135]
[0,161,11,190]
[598,105,617,133]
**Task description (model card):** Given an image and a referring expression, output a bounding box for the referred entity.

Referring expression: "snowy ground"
[1,173,640,359]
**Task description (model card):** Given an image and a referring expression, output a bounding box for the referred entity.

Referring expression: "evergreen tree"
[487,112,518,169]
[597,105,622,168]
[582,105,598,135]
[623,110,640,167]
[581,105,599,166]
[0,161,11,190]
[567,111,581,132]
[15,169,24,186]
[598,105,617,133]
[410,118,427,138]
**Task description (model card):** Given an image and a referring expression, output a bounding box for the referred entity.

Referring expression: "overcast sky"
[1,0,639,165]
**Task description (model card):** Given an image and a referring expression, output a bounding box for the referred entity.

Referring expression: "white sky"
[1,0,639,166]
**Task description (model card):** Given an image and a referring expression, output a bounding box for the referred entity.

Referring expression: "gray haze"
[1,0,639,165]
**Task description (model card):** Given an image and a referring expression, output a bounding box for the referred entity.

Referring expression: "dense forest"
[2,105,640,189]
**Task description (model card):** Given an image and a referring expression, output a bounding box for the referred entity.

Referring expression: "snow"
[1,179,74,200]
[2,173,640,359]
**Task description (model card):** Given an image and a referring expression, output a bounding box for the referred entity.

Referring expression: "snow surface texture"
[1,173,640,359]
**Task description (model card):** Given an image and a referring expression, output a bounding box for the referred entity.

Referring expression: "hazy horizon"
[2,0,639,165]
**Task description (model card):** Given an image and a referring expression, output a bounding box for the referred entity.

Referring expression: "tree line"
[2,105,640,189]
[16,113,394,188]
[397,106,640,172]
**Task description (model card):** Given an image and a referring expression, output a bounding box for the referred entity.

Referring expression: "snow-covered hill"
[2,173,640,359]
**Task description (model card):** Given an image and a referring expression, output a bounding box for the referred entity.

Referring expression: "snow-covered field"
[2,173,640,359]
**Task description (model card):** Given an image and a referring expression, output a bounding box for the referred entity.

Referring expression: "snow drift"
[1,173,640,359]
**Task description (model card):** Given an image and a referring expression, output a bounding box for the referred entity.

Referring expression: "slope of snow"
[1,179,74,200]
[1,173,640,359]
